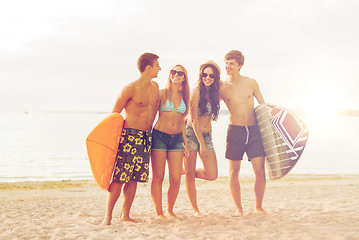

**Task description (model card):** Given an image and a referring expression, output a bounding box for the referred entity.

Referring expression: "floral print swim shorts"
[112,128,152,184]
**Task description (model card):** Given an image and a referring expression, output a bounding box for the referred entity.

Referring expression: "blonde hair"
[161,64,190,116]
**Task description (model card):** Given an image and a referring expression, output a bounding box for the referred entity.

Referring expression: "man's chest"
[222,84,253,103]
[132,87,159,106]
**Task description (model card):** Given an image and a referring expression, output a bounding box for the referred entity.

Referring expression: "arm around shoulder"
[152,81,161,110]
[189,86,200,123]
[219,80,227,101]
[152,80,160,91]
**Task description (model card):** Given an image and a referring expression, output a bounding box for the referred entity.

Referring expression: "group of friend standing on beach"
[102,50,267,225]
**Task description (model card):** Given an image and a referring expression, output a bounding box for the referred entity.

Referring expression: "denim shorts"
[186,125,214,152]
[151,129,184,151]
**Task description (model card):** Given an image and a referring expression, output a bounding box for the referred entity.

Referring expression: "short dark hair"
[137,53,159,72]
[225,50,245,66]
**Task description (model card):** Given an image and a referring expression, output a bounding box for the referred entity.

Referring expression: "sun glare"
[304,85,341,121]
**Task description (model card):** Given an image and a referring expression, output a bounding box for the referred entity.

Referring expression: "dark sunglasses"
[202,73,215,79]
[170,70,185,77]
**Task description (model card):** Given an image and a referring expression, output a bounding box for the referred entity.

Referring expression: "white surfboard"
[255,103,309,180]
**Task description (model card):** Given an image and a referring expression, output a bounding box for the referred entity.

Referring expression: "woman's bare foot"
[121,216,138,223]
[101,217,112,225]
[234,208,243,216]
[167,211,182,220]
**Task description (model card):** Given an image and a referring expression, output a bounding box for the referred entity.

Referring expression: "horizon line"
[12,108,359,117]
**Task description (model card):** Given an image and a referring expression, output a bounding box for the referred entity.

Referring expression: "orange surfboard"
[86,113,124,190]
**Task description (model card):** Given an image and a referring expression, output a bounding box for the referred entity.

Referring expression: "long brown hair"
[198,63,220,121]
[161,64,190,116]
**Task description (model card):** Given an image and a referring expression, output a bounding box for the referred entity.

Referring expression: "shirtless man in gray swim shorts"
[220,50,266,216]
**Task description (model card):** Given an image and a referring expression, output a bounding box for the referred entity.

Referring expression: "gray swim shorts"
[225,124,265,161]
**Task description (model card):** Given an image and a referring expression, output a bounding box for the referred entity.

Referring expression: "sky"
[1,0,358,113]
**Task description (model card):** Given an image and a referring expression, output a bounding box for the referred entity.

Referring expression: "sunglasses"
[170,70,185,77]
[202,73,215,79]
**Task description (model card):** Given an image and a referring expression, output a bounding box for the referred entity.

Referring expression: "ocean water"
[0,111,358,182]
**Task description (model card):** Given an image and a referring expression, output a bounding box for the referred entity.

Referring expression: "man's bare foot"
[167,211,182,220]
[234,208,243,217]
[156,214,166,219]
[101,217,112,225]
[193,210,201,217]
[121,216,138,223]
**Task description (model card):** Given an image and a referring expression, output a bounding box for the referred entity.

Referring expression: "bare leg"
[251,156,266,212]
[121,181,138,222]
[150,150,167,218]
[228,160,243,215]
[167,151,183,219]
[102,182,123,225]
[184,151,200,214]
[196,150,218,181]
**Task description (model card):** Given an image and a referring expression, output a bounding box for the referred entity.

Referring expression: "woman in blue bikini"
[151,64,190,219]
[184,60,220,215]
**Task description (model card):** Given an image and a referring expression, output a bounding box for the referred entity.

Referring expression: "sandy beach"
[1,174,359,240]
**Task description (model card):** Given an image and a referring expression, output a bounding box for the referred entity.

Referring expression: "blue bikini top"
[160,97,186,114]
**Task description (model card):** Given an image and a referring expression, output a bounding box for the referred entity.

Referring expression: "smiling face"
[225,58,241,76]
[170,65,185,85]
[202,66,215,88]
[150,60,161,78]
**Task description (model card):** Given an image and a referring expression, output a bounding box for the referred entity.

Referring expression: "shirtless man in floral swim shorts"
[102,53,161,225]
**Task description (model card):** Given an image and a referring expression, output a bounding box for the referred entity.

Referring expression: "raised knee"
[207,173,218,181]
